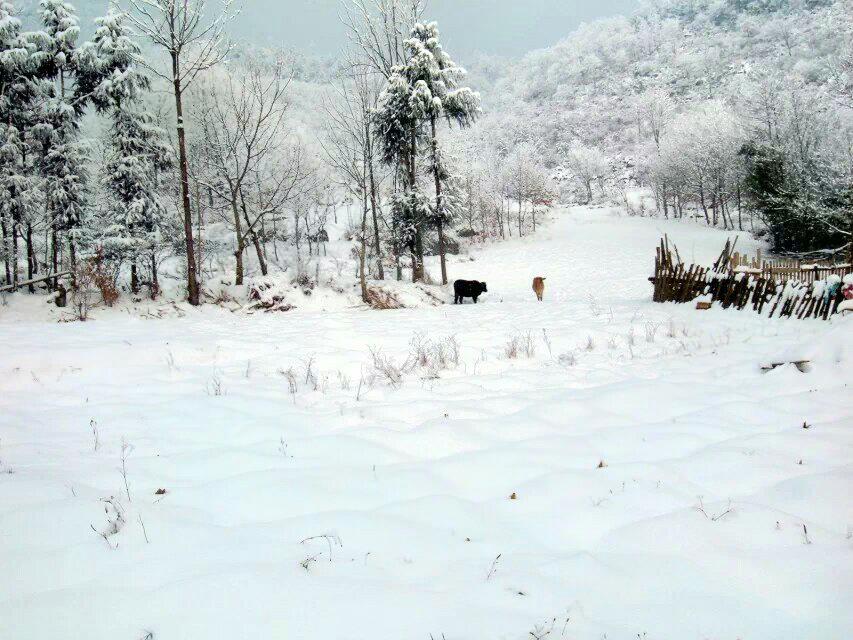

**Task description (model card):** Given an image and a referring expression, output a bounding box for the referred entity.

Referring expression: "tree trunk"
[518,198,523,237]
[51,221,58,291]
[408,131,424,283]
[230,193,245,286]
[131,263,139,294]
[359,168,370,303]
[1,213,10,285]
[698,182,711,225]
[68,237,76,288]
[11,207,19,289]
[736,186,743,231]
[26,223,35,293]
[151,251,159,299]
[367,152,384,280]
[240,189,268,276]
[171,51,200,305]
[391,209,402,281]
[711,193,719,227]
[505,200,512,238]
[195,179,204,279]
[430,115,448,285]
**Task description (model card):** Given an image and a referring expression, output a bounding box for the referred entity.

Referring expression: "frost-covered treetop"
[37,0,79,70]
[1,3,29,80]
[374,20,481,166]
[75,8,149,112]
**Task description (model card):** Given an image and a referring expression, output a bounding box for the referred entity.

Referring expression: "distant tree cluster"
[459,0,852,257]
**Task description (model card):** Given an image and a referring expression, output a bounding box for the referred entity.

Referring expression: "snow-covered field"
[2,207,851,639]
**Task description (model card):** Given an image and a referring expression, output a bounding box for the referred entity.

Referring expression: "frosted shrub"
[521,332,536,358]
[504,335,519,359]
[280,367,298,400]
[558,351,577,367]
[368,347,407,388]
[408,334,462,377]
[337,371,351,391]
[504,332,535,359]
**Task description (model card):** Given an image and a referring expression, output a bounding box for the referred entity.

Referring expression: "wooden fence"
[729,250,851,285]
[651,236,852,320]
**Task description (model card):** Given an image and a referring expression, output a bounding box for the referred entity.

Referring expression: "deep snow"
[1,207,851,639]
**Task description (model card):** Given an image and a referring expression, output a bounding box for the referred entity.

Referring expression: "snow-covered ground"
[2,207,851,639]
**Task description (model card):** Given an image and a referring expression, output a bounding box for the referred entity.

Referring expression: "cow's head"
[480,282,488,293]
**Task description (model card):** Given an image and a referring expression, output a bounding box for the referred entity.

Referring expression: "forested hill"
[460,0,852,253]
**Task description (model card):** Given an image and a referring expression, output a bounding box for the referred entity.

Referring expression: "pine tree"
[100,109,171,293]
[373,21,479,283]
[35,0,86,282]
[374,66,431,281]
[0,1,41,288]
[406,22,479,284]
[78,8,170,295]
[75,8,150,111]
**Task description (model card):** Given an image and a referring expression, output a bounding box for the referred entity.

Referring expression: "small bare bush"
[337,370,351,390]
[541,328,553,357]
[445,335,461,366]
[558,351,577,367]
[587,294,602,317]
[408,334,462,378]
[366,286,403,310]
[206,373,224,396]
[368,347,408,388]
[521,331,535,358]
[584,335,596,351]
[667,318,678,338]
[504,335,520,359]
[644,322,660,343]
[301,356,318,391]
[279,367,298,402]
[505,332,535,359]
[90,496,126,549]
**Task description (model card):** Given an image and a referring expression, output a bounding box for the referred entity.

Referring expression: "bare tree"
[321,70,385,293]
[193,58,295,285]
[340,0,424,79]
[127,0,238,305]
[341,0,423,282]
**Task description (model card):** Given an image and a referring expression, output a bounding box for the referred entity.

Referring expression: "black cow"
[453,279,488,304]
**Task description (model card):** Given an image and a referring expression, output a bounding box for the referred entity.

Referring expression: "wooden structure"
[651,236,851,320]
[728,250,851,285]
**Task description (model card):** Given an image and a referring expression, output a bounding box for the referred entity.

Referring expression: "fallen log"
[0,271,71,294]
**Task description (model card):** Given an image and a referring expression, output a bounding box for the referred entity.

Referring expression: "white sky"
[48,0,641,58]
[228,0,641,57]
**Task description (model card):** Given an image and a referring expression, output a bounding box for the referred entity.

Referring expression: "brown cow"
[532,277,546,301]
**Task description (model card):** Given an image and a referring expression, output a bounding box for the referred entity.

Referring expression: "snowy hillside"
[2,208,851,639]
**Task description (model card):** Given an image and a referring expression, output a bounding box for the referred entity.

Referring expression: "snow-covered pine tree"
[77,8,170,295]
[34,0,87,282]
[75,8,150,111]
[373,21,479,284]
[374,64,431,282]
[405,21,480,284]
[100,109,172,293]
[0,1,42,289]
